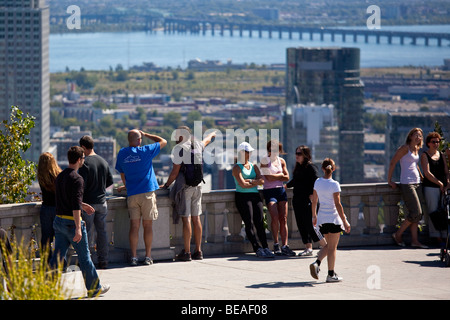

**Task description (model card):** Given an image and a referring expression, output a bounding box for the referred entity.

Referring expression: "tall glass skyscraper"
[0,0,50,163]
[284,47,364,183]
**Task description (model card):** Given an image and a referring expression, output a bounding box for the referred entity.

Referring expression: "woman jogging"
[309,158,351,282]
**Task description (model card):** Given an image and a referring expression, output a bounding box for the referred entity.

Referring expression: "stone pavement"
[64,245,450,303]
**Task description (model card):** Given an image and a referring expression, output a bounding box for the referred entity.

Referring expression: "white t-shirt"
[314,177,344,229]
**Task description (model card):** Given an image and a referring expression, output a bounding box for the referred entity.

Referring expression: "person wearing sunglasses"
[286,145,321,257]
[421,132,450,242]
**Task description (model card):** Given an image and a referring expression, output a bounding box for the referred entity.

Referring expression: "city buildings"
[50,126,116,167]
[0,0,50,163]
[286,103,339,170]
[284,47,365,183]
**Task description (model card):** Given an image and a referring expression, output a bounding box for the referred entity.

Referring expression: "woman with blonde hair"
[309,158,350,282]
[37,152,62,256]
[388,127,427,248]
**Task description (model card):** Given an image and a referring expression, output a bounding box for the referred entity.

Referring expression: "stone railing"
[0,183,427,263]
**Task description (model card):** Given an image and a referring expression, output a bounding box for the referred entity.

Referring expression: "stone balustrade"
[0,183,426,263]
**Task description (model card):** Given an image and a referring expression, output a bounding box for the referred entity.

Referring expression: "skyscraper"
[0,0,50,163]
[284,47,365,183]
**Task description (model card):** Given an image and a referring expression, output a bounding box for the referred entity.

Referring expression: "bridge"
[51,13,450,47]
[163,17,450,47]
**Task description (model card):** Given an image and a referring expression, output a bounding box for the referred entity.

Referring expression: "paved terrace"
[1,184,449,307]
[64,245,450,303]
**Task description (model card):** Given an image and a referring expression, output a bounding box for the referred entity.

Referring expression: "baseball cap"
[237,142,255,152]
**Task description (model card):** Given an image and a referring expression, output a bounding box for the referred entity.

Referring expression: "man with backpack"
[162,126,216,261]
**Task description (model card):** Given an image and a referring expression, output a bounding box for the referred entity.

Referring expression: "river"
[49,24,450,72]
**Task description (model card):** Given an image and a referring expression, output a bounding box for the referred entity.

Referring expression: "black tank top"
[423,151,447,188]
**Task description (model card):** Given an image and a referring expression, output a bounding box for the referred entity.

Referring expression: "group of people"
[31,126,352,287]
[36,135,113,296]
[232,140,350,282]
[388,127,450,248]
[9,125,445,292]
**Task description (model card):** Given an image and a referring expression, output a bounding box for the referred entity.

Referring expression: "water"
[49,25,450,72]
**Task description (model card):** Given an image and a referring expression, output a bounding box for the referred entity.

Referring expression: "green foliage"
[363,113,387,134]
[0,240,67,300]
[434,121,450,152]
[0,106,37,204]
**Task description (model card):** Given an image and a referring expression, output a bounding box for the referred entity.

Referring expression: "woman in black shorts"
[309,158,351,283]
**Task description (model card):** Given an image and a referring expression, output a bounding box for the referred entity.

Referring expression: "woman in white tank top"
[259,140,292,256]
[387,127,427,248]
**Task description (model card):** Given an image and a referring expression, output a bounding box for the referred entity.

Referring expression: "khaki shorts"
[127,191,159,221]
[181,185,202,217]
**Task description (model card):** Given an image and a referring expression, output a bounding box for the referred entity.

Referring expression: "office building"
[286,103,339,172]
[0,0,50,163]
[284,47,365,183]
[51,126,117,167]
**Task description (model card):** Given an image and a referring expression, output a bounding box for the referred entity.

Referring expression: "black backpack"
[182,140,204,187]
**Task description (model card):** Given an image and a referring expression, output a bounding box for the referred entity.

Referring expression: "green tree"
[186,110,202,128]
[163,111,181,128]
[0,106,37,204]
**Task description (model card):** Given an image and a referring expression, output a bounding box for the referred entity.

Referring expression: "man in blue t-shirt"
[115,129,167,266]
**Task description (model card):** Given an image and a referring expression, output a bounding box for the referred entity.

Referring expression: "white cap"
[237,142,255,152]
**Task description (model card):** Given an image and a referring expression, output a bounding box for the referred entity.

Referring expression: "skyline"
[1,0,449,187]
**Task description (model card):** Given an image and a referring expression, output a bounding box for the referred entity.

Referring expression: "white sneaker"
[143,257,153,265]
[309,262,320,280]
[298,249,313,256]
[326,273,343,282]
[89,284,110,297]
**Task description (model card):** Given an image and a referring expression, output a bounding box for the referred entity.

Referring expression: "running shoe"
[177,249,192,261]
[256,247,267,257]
[192,250,203,260]
[263,247,275,258]
[309,262,320,280]
[298,249,313,257]
[273,243,282,255]
[281,245,296,256]
[130,257,138,266]
[326,273,343,282]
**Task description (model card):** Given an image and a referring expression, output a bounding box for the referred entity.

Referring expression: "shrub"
[0,240,67,300]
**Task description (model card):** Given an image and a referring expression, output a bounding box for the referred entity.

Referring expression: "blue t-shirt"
[115,143,161,196]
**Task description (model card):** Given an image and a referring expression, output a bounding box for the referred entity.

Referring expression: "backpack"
[182,140,204,187]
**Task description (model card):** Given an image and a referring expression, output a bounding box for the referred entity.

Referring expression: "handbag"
[429,194,448,231]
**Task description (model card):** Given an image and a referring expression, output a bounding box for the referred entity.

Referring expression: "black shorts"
[319,223,343,235]
[263,187,288,204]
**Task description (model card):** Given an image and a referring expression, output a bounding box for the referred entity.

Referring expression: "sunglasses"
[430,140,440,144]
[295,152,303,156]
